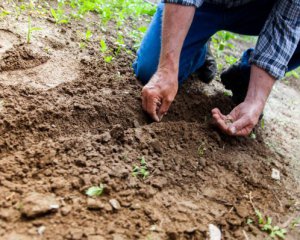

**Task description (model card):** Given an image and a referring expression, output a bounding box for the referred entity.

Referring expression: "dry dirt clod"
[21,192,59,218]
[109,199,121,210]
[87,198,104,210]
[61,205,72,216]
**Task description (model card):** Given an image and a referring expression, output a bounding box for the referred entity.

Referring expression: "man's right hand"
[141,68,178,122]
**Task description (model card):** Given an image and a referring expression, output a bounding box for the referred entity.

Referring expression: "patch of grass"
[86,184,104,197]
[255,209,287,239]
[132,156,149,179]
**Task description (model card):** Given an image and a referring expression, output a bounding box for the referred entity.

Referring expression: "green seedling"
[27,16,42,44]
[247,218,253,225]
[197,143,206,157]
[290,216,300,229]
[132,156,149,179]
[0,7,10,19]
[223,90,232,97]
[100,39,108,53]
[285,70,300,79]
[250,132,256,139]
[86,184,104,197]
[50,6,69,24]
[85,29,92,41]
[104,55,113,63]
[255,209,287,239]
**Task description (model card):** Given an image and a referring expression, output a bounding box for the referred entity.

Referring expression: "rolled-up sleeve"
[161,0,204,8]
[249,0,300,79]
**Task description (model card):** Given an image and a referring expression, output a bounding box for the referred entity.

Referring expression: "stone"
[61,205,72,216]
[151,177,168,190]
[209,224,221,240]
[37,225,46,235]
[99,132,111,143]
[2,232,32,240]
[88,236,106,240]
[109,199,121,210]
[178,201,199,210]
[0,208,20,222]
[271,168,281,180]
[87,199,103,210]
[21,192,59,218]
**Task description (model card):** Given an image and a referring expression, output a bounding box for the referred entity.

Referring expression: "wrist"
[245,64,275,105]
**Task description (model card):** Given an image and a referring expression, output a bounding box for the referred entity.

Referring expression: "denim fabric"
[132,1,300,85]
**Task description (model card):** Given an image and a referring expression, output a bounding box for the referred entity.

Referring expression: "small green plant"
[285,70,300,79]
[27,16,42,44]
[132,156,149,179]
[197,143,206,157]
[104,55,113,63]
[250,132,256,139]
[100,39,108,53]
[85,29,92,41]
[50,6,69,24]
[255,209,287,239]
[290,216,300,229]
[86,184,104,197]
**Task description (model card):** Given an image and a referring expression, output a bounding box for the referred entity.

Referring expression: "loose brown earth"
[0,3,299,240]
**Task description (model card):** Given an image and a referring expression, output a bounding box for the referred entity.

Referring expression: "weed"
[85,29,92,41]
[132,156,149,179]
[197,142,207,157]
[285,70,300,79]
[290,216,300,229]
[27,15,42,44]
[50,5,69,24]
[100,39,108,53]
[104,55,113,63]
[86,184,104,197]
[255,209,287,239]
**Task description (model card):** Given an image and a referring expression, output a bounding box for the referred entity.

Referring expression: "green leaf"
[86,184,104,197]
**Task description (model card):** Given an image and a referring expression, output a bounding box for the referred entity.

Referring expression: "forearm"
[158,4,195,74]
[245,65,276,107]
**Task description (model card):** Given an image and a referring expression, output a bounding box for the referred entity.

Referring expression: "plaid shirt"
[162,0,300,79]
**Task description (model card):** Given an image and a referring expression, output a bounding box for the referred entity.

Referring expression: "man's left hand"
[211,99,264,136]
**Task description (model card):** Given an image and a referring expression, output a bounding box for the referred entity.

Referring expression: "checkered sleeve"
[161,0,204,8]
[249,0,300,79]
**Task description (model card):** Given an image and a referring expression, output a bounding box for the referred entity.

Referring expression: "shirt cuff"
[161,0,203,8]
[249,53,286,80]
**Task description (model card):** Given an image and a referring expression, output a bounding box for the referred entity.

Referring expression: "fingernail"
[229,126,236,134]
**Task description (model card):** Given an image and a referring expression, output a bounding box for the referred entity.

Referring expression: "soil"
[0,2,299,240]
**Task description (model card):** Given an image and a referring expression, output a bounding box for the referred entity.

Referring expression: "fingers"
[229,117,255,136]
[142,87,161,122]
[211,108,230,133]
[157,98,172,121]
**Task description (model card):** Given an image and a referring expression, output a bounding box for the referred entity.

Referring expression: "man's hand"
[212,65,276,136]
[142,69,178,122]
[212,100,263,136]
[140,4,195,122]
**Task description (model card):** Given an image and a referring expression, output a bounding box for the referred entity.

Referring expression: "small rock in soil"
[150,140,163,154]
[99,132,111,143]
[209,224,222,240]
[235,205,249,218]
[109,199,121,210]
[271,168,281,180]
[151,177,168,190]
[0,208,20,222]
[21,192,59,218]
[61,205,72,216]
[87,198,103,210]
[37,225,46,235]
[88,235,106,240]
[3,232,32,240]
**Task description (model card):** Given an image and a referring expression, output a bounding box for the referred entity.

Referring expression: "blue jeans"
[133,1,300,85]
